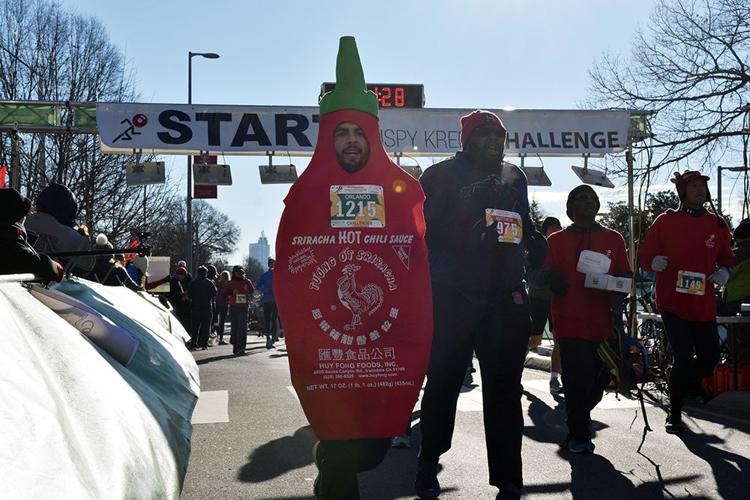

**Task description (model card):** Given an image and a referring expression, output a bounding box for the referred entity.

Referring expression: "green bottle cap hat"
[319,36,379,118]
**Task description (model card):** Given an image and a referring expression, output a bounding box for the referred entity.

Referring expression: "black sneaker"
[496,483,523,500]
[549,378,564,395]
[415,461,440,499]
[665,413,687,434]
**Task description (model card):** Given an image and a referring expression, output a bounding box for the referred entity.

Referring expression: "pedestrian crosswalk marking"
[192,390,229,424]
[285,376,652,415]
[287,386,300,402]
[456,387,484,412]
[522,378,656,409]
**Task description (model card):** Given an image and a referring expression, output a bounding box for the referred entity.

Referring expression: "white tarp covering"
[1,279,199,499]
[97,103,631,157]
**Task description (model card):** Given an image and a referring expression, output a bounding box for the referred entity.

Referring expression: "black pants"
[190,309,213,348]
[229,306,249,354]
[529,296,552,337]
[558,337,610,441]
[661,312,720,414]
[263,302,279,341]
[418,284,531,489]
[315,438,390,500]
[214,304,229,341]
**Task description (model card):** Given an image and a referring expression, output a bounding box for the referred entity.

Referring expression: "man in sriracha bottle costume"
[275,37,433,500]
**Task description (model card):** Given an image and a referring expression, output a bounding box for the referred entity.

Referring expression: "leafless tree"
[243,256,264,283]
[0,0,179,241]
[149,199,240,266]
[588,0,749,216]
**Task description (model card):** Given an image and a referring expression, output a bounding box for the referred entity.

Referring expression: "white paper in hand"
[577,250,612,275]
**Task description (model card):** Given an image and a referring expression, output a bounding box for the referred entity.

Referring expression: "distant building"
[249,231,270,271]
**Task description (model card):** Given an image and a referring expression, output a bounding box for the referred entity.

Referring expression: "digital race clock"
[320,82,424,109]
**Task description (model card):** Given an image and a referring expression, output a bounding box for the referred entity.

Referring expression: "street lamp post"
[717,165,750,215]
[186,51,219,275]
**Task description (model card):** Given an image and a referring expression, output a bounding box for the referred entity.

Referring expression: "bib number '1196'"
[330,185,386,228]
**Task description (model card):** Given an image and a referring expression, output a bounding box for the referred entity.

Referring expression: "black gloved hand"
[474,218,498,250]
[547,269,568,296]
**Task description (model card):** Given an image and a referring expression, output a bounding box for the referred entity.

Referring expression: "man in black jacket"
[0,188,63,282]
[188,265,217,349]
[415,110,546,500]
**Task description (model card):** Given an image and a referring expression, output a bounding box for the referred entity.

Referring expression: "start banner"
[97,103,631,157]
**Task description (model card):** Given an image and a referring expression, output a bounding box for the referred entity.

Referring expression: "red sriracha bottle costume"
[275,37,433,440]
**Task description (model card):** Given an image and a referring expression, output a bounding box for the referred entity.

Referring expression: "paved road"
[182,335,750,499]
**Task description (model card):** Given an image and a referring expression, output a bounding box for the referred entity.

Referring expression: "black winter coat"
[0,222,60,282]
[188,276,217,312]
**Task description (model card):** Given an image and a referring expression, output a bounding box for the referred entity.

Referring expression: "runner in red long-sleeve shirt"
[542,185,630,454]
[639,170,734,434]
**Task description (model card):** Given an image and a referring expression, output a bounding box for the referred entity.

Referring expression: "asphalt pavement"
[181,334,750,499]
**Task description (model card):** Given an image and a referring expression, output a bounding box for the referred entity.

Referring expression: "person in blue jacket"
[256,258,278,349]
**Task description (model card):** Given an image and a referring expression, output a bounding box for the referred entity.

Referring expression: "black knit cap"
[36,183,78,227]
[541,216,562,234]
[0,187,32,223]
[566,184,600,219]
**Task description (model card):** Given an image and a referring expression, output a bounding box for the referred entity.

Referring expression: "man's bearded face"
[334,122,370,173]
[466,126,505,163]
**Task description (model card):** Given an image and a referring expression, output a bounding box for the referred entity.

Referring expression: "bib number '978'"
[330,185,386,228]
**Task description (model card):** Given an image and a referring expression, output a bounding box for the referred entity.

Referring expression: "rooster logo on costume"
[336,264,383,331]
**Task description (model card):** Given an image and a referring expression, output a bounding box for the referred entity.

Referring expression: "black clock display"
[320,82,424,109]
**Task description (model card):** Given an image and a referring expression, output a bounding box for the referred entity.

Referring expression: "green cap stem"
[319,36,379,118]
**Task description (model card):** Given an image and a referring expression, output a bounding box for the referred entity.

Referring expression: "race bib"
[676,271,705,296]
[330,185,385,228]
[235,293,247,304]
[485,208,522,244]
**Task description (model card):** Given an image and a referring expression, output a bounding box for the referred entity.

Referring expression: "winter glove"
[708,267,730,287]
[651,255,668,272]
[477,219,499,249]
[547,269,568,296]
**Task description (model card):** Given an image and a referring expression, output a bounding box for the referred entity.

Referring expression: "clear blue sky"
[59,0,704,264]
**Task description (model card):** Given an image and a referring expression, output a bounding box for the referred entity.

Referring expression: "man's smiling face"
[334,122,370,173]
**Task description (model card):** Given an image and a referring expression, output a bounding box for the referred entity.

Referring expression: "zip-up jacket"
[420,153,546,304]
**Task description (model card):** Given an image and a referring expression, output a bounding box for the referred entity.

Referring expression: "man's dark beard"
[465,144,504,167]
[337,151,369,173]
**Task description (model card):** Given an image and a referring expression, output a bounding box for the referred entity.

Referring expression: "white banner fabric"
[97,103,630,158]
